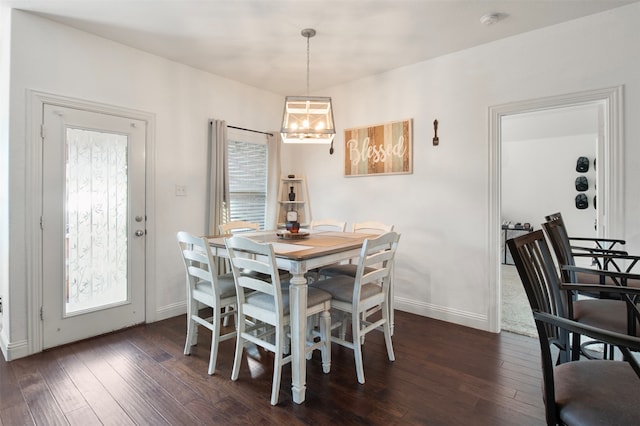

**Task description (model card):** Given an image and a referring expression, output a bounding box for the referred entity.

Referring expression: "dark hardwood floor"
[0,311,545,425]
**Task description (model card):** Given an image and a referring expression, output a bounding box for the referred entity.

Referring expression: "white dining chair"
[318,221,394,278]
[304,219,348,282]
[225,235,333,405]
[219,220,260,234]
[220,219,290,290]
[308,219,347,232]
[216,221,264,326]
[176,231,239,375]
[317,222,397,336]
[312,231,400,384]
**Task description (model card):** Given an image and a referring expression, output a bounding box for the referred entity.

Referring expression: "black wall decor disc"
[575,193,588,209]
[575,176,588,192]
[576,156,589,172]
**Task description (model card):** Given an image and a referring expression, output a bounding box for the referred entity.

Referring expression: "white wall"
[4,3,640,358]
[502,133,597,235]
[2,10,282,359]
[282,3,640,329]
[502,105,599,238]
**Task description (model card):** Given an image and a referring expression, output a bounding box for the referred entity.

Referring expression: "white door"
[41,104,146,349]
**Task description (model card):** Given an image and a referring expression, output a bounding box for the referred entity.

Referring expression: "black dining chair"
[543,213,640,297]
[507,230,640,425]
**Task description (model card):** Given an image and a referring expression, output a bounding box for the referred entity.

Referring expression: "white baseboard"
[0,333,30,361]
[0,329,8,361]
[395,296,492,333]
[0,303,187,362]
[155,301,186,322]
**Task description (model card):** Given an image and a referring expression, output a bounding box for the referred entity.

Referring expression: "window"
[227,129,269,229]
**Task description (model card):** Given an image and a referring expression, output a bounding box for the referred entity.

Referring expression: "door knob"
[135,229,145,237]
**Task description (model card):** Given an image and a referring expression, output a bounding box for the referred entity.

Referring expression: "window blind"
[227,136,268,229]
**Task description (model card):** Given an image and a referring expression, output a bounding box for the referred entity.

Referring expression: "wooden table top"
[207,230,374,261]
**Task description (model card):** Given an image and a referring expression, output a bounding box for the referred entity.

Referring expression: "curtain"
[208,120,282,232]
[265,131,282,229]
[206,119,229,236]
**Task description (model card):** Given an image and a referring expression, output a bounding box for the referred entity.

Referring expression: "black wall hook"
[433,120,439,145]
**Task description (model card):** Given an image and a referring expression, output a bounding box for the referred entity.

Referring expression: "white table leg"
[289,268,307,404]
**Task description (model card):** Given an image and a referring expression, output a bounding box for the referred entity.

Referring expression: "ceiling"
[3,0,637,95]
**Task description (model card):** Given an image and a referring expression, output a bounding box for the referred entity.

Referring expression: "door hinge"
[40,306,44,321]
[40,216,44,230]
[40,124,46,139]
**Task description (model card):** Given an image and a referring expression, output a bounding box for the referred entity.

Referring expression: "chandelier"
[281,28,335,145]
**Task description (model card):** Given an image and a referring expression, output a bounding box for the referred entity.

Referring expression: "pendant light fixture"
[281,28,335,145]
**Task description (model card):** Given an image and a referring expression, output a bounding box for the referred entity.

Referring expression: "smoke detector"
[480,12,505,26]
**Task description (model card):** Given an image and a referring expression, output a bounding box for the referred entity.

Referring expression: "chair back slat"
[310,219,347,232]
[353,221,394,234]
[219,220,260,234]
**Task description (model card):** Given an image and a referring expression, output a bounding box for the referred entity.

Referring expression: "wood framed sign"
[344,119,412,177]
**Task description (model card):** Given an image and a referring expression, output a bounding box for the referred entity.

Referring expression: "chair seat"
[242,268,291,282]
[192,272,237,302]
[312,275,382,303]
[245,287,332,316]
[555,360,640,425]
[318,264,377,278]
[573,299,640,336]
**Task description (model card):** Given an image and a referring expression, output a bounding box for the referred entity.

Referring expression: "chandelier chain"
[306,34,310,96]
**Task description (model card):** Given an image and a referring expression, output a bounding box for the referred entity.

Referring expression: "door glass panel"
[65,128,129,315]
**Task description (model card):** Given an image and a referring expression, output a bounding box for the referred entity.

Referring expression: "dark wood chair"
[507,230,640,425]
[544,212,630,282]
[542,218,640,296]
[543,220,640,360]
[545,211,626,253]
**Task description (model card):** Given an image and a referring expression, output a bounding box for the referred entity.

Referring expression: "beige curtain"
[206,119,229,236]
[266,132,282,229]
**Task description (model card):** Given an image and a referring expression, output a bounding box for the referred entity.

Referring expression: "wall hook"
[433,119,439,145]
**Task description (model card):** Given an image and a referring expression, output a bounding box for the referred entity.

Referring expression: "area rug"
[501,264,537,337]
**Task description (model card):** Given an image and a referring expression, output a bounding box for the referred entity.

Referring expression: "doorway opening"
[27,90,156,355]
[488,86,624,334]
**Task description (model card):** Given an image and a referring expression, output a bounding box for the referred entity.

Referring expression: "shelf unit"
[277,175,311,228]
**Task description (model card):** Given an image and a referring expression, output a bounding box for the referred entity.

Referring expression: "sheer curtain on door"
[66,128,128,313]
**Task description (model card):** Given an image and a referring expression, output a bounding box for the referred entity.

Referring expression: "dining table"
[207,229,376,404]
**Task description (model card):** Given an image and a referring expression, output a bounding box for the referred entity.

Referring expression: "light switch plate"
[175,184,187,196]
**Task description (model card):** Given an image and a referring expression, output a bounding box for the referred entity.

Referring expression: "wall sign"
[344,119,412,177]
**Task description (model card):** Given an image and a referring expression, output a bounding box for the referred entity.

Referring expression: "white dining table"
[207,230,374,404]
